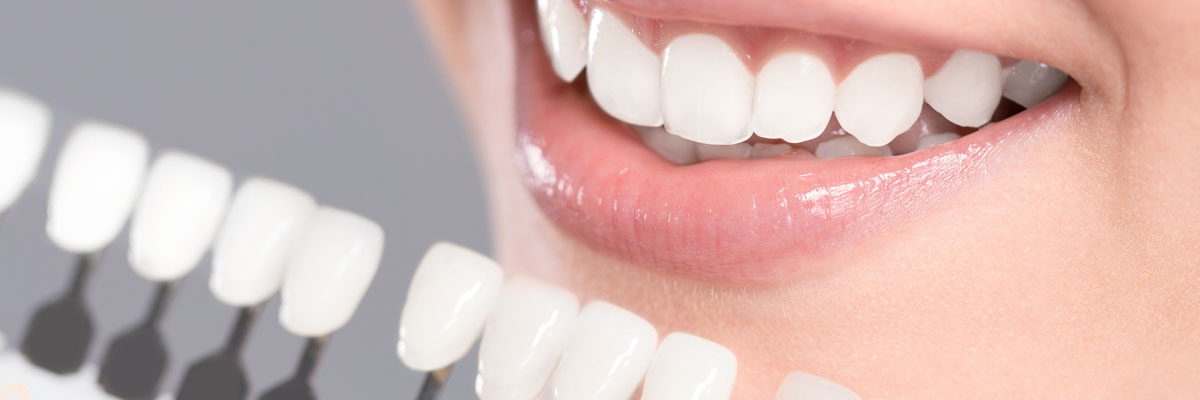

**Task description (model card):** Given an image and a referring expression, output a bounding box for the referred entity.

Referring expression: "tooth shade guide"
[96,281,179,399]
[20,253,103,375]
[175,306,260,400]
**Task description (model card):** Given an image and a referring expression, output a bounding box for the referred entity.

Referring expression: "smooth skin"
[413,0,1200,397]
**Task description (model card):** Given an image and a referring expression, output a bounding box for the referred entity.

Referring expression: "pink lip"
[512,0,1074,284]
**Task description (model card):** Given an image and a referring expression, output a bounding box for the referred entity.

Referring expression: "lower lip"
[511,2,1072,284]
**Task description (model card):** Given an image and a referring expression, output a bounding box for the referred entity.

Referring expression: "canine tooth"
[924,50,1002,127]
[550,301,658,400]
[834,53,924,147]
[662,34,755,145]
[815,136,893,159]
[476,277,579,400]
[0,88,51,214]
[751,142,793,159]
[641,333,737,400]
[398,242,503,371]
[587,8,663,126]
[635,125,698,165]
[916,132,961,150]
[538,0,588,81]
[753,52,836,143]
[210,178,317,307]
[1003,61,1069,108]
[47,122,149,253]
[774,371,861,400]
[695,142,752,162]
[128,151,233,282]
[280,207,385,337]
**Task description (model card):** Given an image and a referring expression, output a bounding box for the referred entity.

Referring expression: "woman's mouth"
[513,0,1079,284]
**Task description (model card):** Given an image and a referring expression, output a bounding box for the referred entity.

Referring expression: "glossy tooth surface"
[641,333,737,400]
[753,53,836,143]
[279,207,384,337]
[128,151,233,282]
[916,132,962,150]
[398,242,503,371]
[210,178,317,307]
[774,372,861,400]
[695,143,752,162]
[1003,60,1069,108]
[477,277,579,400]
[751,142,794,159]
[538,0,588,81]
[587,8,663,126]
[815,136,894,159]
[662,34,755,145]
[834,53,924,146]
[550,301,658,400]
[0,88,51,213]
[635,125,698,165]
[924,50,1002,127]
[47,122,149,254]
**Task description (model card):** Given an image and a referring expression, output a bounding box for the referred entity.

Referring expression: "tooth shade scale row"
[476,277,579,400]
[543,6,1070,150]
[0,88,51,214]
[642,333,738,400]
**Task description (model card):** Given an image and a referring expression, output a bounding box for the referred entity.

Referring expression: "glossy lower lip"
[512,0,1077,284]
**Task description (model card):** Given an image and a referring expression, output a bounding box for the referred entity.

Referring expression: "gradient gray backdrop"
[0,1,487,398]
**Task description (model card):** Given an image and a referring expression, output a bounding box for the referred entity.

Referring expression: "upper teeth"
[538,4,1069,155]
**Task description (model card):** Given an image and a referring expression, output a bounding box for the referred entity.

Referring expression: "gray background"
[0,1,487,399]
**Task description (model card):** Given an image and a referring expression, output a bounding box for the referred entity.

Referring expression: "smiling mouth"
[512,0,1078,283]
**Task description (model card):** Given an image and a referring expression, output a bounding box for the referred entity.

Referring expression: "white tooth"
[751,142,793,159]
[924,50,1002,127]
[662,34,755,145]
[753,52,836,143]
[0,88,51,214]
[641,333,737,400]
[46,122,149,254]
[695,142,752,162]
[916,132,961,150]
[128,151,233,282]
[587,8,663,126]
[210,178,316,307]
[538,0,588,82]
[476,277,578,400]
[280,207,385,337]
[815,136,893,159]
[550,301,658,400]
[834,53,924,147]
[397,242,503,371]
[774,371,861,400]
[1003,60,1069,108]
[635,125,698,165]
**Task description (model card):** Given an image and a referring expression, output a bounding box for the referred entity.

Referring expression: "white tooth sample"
[538,0,588,81]
[0,88,51,214]
[280,207,385,337]
[834,53,924,147]
[210,178,317,307]
[774,371,861,400]
[641,333,737,400]
[1003,60,1069,108]
[751,142,793,159]
[695,143,752,162]
[635,125,698,165]
[550,301,658,400]
[661,34,755,145]
[587,8,663,126]
[815,136,894,159]
[916,132,962,150]
[753,52,836,143]
[476,277,579,400]
[397,242,503,371]
[46,122,149,254]
[128,151,233,282]
[924,50,1002,127]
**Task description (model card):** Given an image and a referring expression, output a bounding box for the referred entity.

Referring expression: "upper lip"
[512,0,1085,284]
